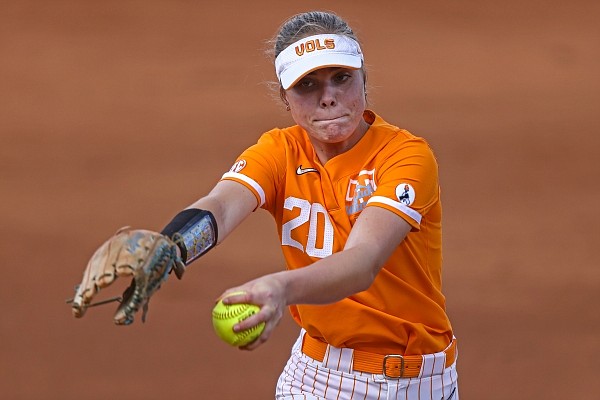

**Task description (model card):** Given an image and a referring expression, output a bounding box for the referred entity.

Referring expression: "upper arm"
[344,206,412,271]
[187,180,257,244]
[367,137,440,231]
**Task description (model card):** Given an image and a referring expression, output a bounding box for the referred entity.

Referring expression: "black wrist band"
[161,208,218,265]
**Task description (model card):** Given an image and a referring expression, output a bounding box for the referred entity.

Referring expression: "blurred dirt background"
[1,1,598,399]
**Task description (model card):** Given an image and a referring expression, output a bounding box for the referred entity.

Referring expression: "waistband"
[301,333,457,379]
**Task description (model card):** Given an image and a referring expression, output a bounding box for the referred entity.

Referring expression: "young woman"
[162,11,460,400]
[76,10,459,400]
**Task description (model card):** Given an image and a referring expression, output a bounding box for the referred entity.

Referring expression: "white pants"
[276,330,459,400]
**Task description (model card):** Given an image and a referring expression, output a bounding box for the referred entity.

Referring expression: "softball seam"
[212,304,254,320]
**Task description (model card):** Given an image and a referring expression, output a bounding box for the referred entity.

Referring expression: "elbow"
[355,265,380,293]
[346,247,387,294]
[355,280,373,294]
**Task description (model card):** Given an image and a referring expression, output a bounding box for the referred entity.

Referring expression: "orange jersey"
[221,110,452,355]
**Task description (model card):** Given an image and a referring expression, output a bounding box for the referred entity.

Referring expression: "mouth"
[314,115,348,123]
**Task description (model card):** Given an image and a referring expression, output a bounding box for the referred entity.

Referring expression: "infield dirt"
[1,1,598,399]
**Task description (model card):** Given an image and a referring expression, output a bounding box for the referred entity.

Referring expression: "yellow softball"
[211,292,265,347]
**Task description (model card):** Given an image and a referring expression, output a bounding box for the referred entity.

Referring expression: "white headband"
[275,34,364,90]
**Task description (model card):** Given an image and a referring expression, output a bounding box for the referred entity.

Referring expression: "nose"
[319,83,337,108]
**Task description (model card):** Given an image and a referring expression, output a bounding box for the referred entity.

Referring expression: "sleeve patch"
[395,183,416,206]
[229,159,247,173]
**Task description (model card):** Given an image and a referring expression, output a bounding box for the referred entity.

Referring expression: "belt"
[301,334,457,379]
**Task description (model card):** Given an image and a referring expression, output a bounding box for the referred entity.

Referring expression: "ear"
[280,86,290,110]
[279,86,288,105]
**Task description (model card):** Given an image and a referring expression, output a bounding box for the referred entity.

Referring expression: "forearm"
[277,246,381,306]
[186,180,256,244]
[272,207,412,307]
[160,180,256,266]
[185,195,229,244]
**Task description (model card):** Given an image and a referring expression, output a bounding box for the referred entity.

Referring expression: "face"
[282,67,368,155]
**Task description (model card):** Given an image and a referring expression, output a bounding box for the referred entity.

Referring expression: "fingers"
[71,256,99,317]
[72,229,174,322]
[71,233,130,318]
[217,277,286,350]
[238,304,280,351]
[219,290,250,305]
[72,242,113,311]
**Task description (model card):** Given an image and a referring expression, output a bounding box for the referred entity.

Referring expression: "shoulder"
[367,111,437,161]
[252,125,313,160]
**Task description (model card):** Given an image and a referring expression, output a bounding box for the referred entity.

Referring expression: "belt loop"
[323,345,354,373]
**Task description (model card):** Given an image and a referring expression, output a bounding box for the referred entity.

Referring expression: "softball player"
[161,10,459,399]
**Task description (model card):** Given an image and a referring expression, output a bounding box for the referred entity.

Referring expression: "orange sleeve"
[366,135,440,230]
[220,130,286,212]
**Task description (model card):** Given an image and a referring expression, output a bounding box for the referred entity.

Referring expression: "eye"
[295,78,314,88]
[334,72,352,84]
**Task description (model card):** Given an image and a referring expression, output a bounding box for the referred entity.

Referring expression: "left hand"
[70,227,185,325]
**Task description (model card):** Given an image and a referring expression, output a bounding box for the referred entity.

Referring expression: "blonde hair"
[266,11,367,100]
[269,11,361,59]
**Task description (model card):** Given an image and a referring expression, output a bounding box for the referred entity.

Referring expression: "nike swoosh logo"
[296,165,319,175]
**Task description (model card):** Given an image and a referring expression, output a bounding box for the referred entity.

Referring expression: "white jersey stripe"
[367,195,422,225]
[221,172,266,207]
